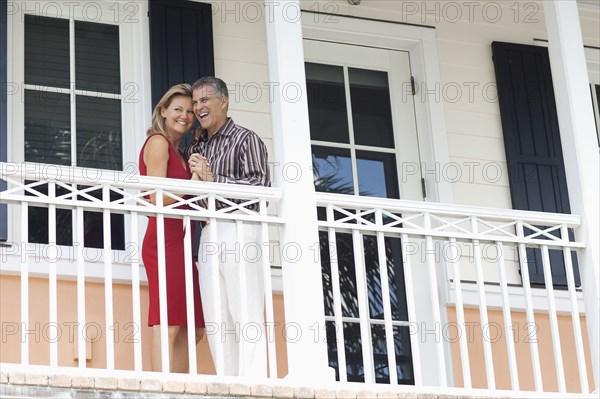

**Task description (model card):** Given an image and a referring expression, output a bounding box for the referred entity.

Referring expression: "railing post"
[544,1,600,389]
[264,0,332,381]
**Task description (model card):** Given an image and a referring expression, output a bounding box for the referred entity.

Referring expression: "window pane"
[26,183,73,246]
[28,207,73,246]
[75,21,120,94]
[25,15,69,88]
[76,96,122,170]
[306,62,350,143]
[24,90,71,165]
[356,150,399,199]
[312,145,354,195]
[77,186,125,250]
[349,68,394,148]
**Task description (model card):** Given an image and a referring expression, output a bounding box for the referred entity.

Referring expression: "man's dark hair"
[191,76,229,99]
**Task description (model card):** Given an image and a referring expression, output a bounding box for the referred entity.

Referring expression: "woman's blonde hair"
[147,83,192,137]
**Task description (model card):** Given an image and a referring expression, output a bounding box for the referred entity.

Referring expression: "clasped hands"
[188,153,214,182]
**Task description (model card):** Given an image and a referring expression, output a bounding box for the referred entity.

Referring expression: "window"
[21,12,125,249]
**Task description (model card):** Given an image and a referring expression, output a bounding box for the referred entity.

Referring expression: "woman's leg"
[195,327,205,344]
[171,327,205,373]
[171,327,189,373]
[171,328,206,373]
[152,325,183,372]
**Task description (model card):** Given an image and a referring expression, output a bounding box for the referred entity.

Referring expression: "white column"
[544,0,600,389]
[264,0,332,381]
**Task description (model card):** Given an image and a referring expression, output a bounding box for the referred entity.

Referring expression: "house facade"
[0,0,599,398]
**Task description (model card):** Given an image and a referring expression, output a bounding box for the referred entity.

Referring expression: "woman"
[139,83,204,373]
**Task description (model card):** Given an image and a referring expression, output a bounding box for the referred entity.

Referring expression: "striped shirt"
[186,118,270,209]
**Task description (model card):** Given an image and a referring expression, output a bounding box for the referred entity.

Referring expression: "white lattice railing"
[0,162,597,397]
[315,192,593,395]
[0,162,283,378]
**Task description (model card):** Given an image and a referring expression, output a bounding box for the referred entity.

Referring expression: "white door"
[305,40,440,386]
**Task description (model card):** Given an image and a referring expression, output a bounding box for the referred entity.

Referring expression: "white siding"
[176,1,598,285]
[202,0,598,210]
[206,0,273,148]
[293,0,599,209]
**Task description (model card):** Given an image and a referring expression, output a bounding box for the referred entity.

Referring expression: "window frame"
[302,11,452,204]
[305,46,413,201]
[6,1,152,273]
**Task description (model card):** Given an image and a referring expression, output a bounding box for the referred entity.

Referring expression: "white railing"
[315,192,593,395]
[0,162,597,397]
[0,162,283,378]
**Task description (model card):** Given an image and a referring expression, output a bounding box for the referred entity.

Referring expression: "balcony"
[0,162,597,398]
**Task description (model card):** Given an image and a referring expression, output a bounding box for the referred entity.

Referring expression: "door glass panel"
[306,62,350,144]
[312,146,354,195]
[372,324,415,384]
[349,68,394,148]
[319,231,335,316]
[343,322,365,382]
[357,150,399,199]
[364,236,409,321]
[393,325,415,384]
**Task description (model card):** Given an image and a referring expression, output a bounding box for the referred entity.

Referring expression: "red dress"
[139,134,204,328]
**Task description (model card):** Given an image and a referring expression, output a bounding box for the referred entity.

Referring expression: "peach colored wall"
[447,307,595,393]
[2,273,594,389]
[0,276,289,377]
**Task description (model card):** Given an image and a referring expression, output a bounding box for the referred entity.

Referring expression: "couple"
[139,77,270,377]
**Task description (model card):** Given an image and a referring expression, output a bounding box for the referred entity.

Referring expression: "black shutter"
[149,0,214,254]
[1,0,7,241]
[492,41,580,288]
[149,0,214,149]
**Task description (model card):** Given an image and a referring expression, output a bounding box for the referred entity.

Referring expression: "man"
[187,76,270,378]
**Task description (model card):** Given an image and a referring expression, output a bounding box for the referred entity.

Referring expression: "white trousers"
[198,218,267,378]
